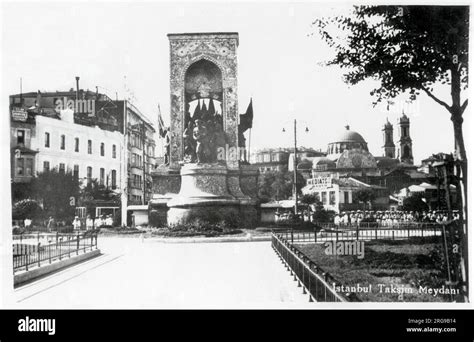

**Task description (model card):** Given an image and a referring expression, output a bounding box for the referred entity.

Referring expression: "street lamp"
[282,119,310,219]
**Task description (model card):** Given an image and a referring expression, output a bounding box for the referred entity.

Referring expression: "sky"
[1,1,469,164]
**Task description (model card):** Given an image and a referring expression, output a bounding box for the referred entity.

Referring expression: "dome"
[331,125,366,144]
[327,125,369,159]
[297,160,313,170]
[336,149,377,169]
[312,157,336,170]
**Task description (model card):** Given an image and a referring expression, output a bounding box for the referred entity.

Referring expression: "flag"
[192,100,201,121]
[208,99,216,116]
[157,105,166,138]
[239,98,253,131]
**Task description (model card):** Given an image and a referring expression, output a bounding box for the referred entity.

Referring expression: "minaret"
[397,112,413,164]
[382,118,395,158]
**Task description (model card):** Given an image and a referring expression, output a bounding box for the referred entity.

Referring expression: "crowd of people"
[333,210,460,227]
[17,214,116,232]
[274,208,461,227]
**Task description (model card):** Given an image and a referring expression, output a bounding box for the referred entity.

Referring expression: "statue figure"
[193,119,212,163]
[183,121,196,163]
[212,121,227,163]
[163,127,171,166]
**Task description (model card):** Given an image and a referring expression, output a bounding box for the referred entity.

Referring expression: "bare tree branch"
[421,85,452,112]
[461,99,468,114]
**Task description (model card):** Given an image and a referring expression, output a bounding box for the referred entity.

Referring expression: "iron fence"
[13,232,98,274]
[279,223,444,244]
[271,233,358,302]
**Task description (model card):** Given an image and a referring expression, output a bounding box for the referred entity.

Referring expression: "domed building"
[326,125,369,161]
[301,118,430,213]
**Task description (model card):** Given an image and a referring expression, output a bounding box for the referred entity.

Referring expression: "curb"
[14,249,101,287]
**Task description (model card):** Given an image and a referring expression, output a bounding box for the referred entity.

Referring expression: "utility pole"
[293,119,298,217]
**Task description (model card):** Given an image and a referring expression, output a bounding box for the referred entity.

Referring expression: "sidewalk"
[11,237,314,309]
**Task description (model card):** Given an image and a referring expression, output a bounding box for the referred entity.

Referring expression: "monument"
[150,32,259,227]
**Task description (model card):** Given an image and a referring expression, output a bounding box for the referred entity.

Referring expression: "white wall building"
[32,112,124,189]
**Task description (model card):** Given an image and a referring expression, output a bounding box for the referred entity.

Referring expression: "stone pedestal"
[151,167,181,195]
[167,163,240,225]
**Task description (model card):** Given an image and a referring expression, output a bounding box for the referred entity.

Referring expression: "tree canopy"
[258,170,305,202]
[30,170,80,219]
[313,6,469,160]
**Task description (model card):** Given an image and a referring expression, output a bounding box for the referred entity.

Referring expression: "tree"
[353,188,376,210]
[300,193,318,210]
[402,193,429,212]
[312,200,335,223]
[12,199,43,220]
[81,179,120,202]
[313,6,468,213]
[314,6,469,299]
[258,170,305,202]
[31,170,80,220]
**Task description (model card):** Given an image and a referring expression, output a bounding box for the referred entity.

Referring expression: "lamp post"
[282,119,309,219]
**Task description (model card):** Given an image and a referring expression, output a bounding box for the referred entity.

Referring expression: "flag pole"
[158,104,164,160]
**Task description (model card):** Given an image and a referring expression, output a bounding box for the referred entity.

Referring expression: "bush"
[163,218,242,237]
[12,226,26,235]
[12,199,42,220]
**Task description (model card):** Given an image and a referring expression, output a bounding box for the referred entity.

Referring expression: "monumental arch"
[151,32,259,226]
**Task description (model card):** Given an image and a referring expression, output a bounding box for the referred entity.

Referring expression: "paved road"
[10,237,313,309]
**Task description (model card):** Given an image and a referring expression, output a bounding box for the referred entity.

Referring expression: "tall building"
[382,119,395,158]
[250,148,290,173]
[10,78,156,226]
[397,113,413,165]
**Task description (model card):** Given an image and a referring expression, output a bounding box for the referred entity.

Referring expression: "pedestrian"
[94,216,102,229]
[86,215,94,231]
[106,215,113,227]
[24,218,32,230]
[73,216,81,230]
[47,216,56,232]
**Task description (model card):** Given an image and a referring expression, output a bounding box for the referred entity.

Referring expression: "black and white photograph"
[0,0,473,322]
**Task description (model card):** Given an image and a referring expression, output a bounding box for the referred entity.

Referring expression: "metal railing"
[271,233,359,302]
[13,232,98,274]
[279,224,443,244]
[315,221,444,230]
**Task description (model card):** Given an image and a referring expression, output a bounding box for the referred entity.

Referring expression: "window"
[75,138,79,152]
[315,192,320,203]
[263,154,270,162]
[73,165,79,179]
[111,170,117,189]
[88,140,92,154]
[100,168,105,185]
[112,144,117,159]
[100,143,105,156]
[45,132,50,148]
[344,191,350,204]
[16,158,33,176]
[321,192,327,205]
[87,166,92,183]
[329,191,336,205]
[26,159,33,176]
[16,158,24,176]
[402,127,408,137]
[60,135,65,150]
[43,161,50,172]
[58,163,65,173]
[17,130,25,145]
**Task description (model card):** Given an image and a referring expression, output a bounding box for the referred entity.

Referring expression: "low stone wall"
[14,249,101,287]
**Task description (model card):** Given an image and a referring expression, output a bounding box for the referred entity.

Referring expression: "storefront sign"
[11,107,28,122]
